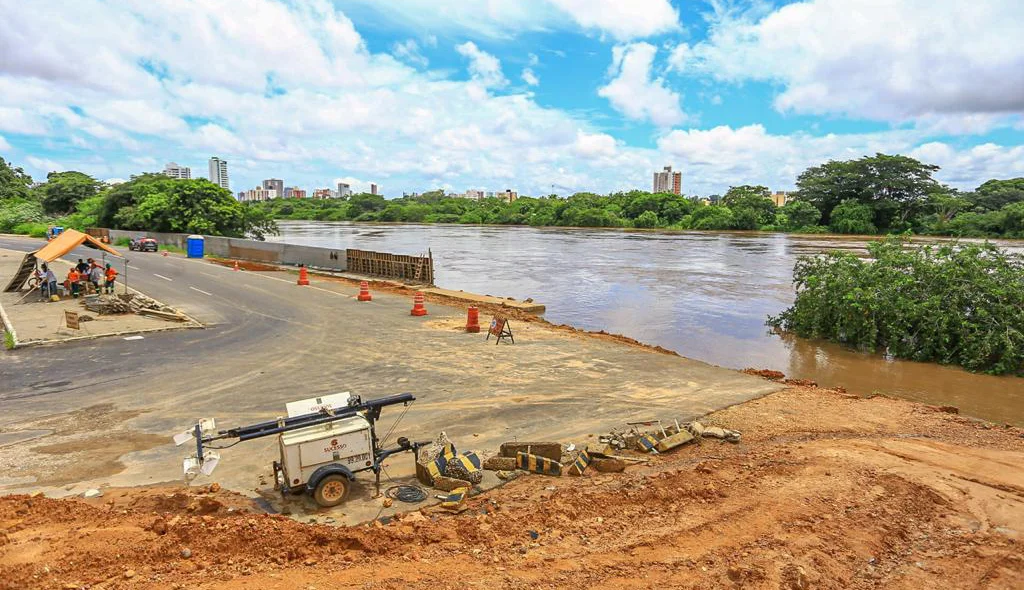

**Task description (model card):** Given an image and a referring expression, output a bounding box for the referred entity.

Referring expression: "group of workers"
[37,258,117,300]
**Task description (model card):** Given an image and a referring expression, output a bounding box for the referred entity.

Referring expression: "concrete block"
[483,456,517,471]
[655,430,695,453]
[433,476,470,492]
[500,442,562,462]
[591,458,626,473]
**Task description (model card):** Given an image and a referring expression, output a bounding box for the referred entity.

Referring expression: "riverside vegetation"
[0,161,276,239]
[252,154,1024,238]
[769,237,1024,375]
[2,153,1024,238]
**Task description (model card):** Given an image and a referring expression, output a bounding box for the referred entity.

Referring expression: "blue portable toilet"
[186,235,204,258]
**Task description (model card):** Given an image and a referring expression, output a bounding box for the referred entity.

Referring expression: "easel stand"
[486,317,514,345]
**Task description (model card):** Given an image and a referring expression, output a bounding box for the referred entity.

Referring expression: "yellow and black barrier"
[637,434,660,453]
[440,486,470,510]
[424,442,458,484]
[567,449,591,476]
[516,451,562,475]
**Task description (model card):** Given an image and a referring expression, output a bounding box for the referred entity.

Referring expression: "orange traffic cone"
[410,292,428,316]
[357,281,372,301]
[465,306,480,333]
[233,261,239,271]
[297,265,310,286]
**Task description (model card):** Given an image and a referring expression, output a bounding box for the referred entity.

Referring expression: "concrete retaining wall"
[106,229,347,272]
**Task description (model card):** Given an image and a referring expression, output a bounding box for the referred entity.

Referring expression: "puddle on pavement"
[0,429,53,448]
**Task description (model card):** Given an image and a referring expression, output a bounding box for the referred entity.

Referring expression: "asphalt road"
[0,233,780,523]
[0,234,308,421]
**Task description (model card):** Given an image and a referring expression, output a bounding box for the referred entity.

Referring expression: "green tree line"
[0,160,275,238]
[3,153,1024,238]
[252,154,1024,238]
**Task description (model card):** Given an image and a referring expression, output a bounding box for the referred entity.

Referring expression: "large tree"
[0,158,34,201]
[100,174,276,238]
[794,153,940,231]
[40,171,103,214]
[972,178,1024,212]
[722,185,775,229]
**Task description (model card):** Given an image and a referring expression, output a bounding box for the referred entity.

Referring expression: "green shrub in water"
[768,237,1024,375]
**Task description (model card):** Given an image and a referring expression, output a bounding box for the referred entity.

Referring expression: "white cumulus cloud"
[670,0,1024,127]
[599,43,686,127]
[521,68,539,86]
[455,41,509,88]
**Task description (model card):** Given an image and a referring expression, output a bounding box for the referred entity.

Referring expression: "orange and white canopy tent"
[4,229,122,292]
[31,228,121,263]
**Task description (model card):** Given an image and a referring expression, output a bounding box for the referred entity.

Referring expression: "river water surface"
[269,221,1024,425]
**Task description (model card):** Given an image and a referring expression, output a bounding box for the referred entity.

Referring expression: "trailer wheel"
[313,475,350,507]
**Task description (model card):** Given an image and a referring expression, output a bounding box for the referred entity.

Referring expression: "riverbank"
[269,221,1024,427]
[2,381,1021,589]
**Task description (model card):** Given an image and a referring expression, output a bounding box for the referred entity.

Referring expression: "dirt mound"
[2,387,1022,589]
[743,368,786,380]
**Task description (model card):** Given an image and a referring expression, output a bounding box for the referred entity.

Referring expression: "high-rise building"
[370,183,378,195]
[208,157,230,190]
[498,189,518,203]
[163,162,191,179]
[312,188,333,199]
[652,166,682,195]
[291,188,307,199]
[337,182,352,198]
[262,178,284,197]
[240,186,276,202]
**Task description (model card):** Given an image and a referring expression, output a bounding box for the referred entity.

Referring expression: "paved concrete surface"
[0,249,199,344]
[0,234,782,524]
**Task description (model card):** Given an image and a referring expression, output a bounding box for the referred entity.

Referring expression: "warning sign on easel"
[486,316,514,345]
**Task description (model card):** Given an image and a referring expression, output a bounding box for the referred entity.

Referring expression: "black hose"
[385,485,427,503]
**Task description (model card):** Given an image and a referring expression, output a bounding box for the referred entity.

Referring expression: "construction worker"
[43,265,58,299]
[104,263,118,294]
[89,262,104,294]
[75,258,89,275]
[67,267,81,298]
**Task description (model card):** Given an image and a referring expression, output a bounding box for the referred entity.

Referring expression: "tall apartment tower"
[208,157,230,190]
[370,183,378,195]
[652,165,682,195]
[262,178,284,197]
[163,162,191,179]
[337,182,352,198]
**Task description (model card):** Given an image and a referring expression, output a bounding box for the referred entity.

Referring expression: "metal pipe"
[218,393,415,442]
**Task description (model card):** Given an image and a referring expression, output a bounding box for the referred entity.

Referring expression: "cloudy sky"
[1,0,1022,197]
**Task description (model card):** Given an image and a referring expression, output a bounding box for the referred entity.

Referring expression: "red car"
[129,237,159,252]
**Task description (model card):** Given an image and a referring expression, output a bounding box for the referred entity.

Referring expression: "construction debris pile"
[82,293,187,322]
[414,420,742,511]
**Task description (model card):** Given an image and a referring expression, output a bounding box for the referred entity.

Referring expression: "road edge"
[0,297,18,349]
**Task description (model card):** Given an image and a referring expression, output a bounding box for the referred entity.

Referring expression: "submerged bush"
[768,237,1024,375]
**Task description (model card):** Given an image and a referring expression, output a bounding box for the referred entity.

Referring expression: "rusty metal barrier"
[346,248,434,285]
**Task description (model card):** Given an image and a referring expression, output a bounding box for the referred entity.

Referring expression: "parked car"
[129,237,159,252]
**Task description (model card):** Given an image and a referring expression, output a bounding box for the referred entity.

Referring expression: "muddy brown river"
[269,222,1024,426]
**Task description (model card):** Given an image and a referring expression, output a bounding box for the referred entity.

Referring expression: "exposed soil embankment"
[3,383,1021,589]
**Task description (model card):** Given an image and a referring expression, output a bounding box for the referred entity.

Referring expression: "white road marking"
[200,272,220,279]
[128,265,141,270]
[189,286,212,296]
[123,335,145,341]
[153,273,173,282]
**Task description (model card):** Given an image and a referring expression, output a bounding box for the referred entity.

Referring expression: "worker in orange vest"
[67,268,81,298]
[104,264,118,294]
